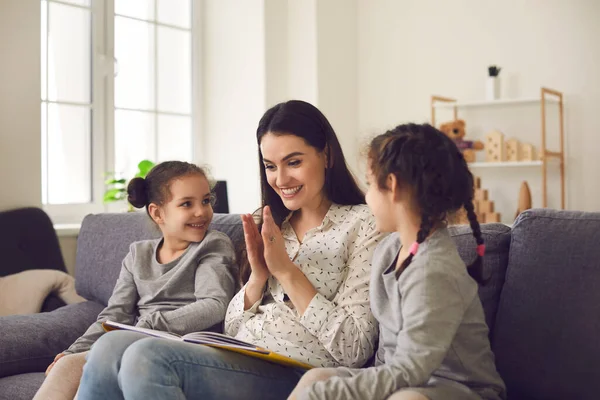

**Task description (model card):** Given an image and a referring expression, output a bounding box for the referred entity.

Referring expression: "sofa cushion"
[75,212,244,306]
[0,301,104,378]
[492,209,600,400]
[449,223,511,335]
[0,372,45,400]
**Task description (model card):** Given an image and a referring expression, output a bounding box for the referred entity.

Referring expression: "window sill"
[54,223,81,237]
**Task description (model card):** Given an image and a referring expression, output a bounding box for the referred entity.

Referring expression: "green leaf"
[103,188,125,203]
[137,160,155,177]
[105,178,127,186]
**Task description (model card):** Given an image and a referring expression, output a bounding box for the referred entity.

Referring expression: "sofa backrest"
[75,212,244,305]
[492,208,600,400]
[449,223,511,334]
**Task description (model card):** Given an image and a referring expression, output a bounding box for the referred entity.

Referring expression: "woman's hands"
[260,206,295,279]
[241,213,269,285]
[242,206,296,281]
[242,206,317,315]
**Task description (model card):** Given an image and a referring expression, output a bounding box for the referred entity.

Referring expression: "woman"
[77,100,386,400]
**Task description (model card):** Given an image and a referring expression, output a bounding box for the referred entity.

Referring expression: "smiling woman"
[77,100,385,400]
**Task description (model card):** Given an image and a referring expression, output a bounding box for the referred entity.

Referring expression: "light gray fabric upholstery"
[493,209,600,400]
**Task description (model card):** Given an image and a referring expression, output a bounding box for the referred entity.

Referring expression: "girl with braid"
[290,123,506,400]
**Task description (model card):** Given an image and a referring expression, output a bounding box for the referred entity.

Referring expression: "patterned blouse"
[225,203,386,368]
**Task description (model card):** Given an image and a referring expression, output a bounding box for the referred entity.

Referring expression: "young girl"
[290,123,506,400]
[35,161,237,400]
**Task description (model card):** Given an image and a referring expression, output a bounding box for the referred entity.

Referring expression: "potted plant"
[486,65,502,101]
[103,160,155,211]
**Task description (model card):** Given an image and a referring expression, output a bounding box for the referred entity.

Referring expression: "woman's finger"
[262,207,279,245]
[249,212,261,239]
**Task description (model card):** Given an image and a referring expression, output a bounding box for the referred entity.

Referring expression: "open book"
[102,320,313,370]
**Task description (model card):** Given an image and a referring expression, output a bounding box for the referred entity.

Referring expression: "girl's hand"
[241,213,270,284]
[261,206,294,278]
[45,353,65,376]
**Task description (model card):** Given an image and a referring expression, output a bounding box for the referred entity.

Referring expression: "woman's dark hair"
[256,100,365,225]
[238,100,365,285]
[127,161,210,212]
[368,123,486,283]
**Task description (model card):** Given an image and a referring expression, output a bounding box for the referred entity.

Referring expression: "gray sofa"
[1,209,599,399]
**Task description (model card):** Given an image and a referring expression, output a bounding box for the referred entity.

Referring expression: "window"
[41,0,196,223]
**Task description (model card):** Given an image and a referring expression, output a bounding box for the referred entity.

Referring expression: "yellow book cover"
[102,320,313,370]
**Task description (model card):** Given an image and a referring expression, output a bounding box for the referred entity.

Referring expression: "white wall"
[316,0,360,176]
[358,0,600,219]
[0,0,42,211]
[201,0,362,213]
[199,0,267,214]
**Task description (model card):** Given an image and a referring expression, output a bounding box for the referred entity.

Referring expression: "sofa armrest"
[0,301,104,378]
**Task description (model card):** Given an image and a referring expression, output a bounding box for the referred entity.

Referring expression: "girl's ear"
[388,173,410,202]
[387,173,400,198]
[148,203,164,225]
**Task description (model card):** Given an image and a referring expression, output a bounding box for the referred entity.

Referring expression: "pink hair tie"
[409,242,419,255]
[476,244,486,257]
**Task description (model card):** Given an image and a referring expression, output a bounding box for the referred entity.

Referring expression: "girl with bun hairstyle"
[35,161,237,400]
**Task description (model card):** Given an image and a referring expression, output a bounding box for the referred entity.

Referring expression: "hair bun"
[127,177,148,208]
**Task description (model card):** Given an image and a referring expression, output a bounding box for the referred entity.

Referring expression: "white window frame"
[42,0,202,225]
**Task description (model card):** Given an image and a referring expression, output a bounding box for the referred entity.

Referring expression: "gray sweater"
[302,228,506,400]
[64,230,237,355]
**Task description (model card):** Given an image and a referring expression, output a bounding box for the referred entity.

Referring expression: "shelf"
[468,161,543,168]
[433,97,559,109]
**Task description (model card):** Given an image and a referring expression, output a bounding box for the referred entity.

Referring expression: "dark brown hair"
[256,100,365,225]
[368,123,486,283]
[127,161,210,212]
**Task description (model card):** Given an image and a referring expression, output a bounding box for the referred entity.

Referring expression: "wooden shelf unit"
[430,87,565,209]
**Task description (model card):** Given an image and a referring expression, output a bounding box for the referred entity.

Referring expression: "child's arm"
[62,248,140,355]
[299,262,467,400]
[136,233,236,334]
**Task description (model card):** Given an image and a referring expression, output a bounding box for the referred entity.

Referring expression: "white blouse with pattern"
[224,203,386,368]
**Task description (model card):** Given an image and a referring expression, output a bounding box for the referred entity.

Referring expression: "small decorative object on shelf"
[486,65,502,101]
[451,176,500,224]
[439,119,484,162]
[505,138,521,161]
[515,181,532,219]
[485,130,505,162]
[520,143,536,161]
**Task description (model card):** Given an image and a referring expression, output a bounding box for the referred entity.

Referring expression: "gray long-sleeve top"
[64,230,237,354]
[301,228,506,400]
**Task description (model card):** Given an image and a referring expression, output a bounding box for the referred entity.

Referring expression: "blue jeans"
[78,331,305,400]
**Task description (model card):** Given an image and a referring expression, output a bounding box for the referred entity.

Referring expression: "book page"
[103,320,181,341]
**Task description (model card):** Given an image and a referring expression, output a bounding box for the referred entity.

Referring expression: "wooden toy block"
[505,138,521,162]
[484,212,501,223]
[520,143,535,161]
[479,200,494,214]
[485,130,505,162]
[474,189,488,201]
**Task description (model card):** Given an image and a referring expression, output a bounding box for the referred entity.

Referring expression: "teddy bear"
[439,119,484,163]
